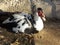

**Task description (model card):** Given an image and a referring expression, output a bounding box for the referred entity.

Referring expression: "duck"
[2,8,45,34]
[2,12,32,33]
[29,7,45,32]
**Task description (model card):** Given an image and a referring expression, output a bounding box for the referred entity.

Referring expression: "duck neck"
[33,12,39,21]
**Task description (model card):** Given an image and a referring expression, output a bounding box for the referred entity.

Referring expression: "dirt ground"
[0,19,60,45]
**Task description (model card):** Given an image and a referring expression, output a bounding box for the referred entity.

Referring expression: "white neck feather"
[33,12,44,31]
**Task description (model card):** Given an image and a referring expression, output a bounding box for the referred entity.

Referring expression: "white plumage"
[33,12,44,31]
[2,12,44,34]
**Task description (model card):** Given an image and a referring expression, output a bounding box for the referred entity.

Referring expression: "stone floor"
[0,19,60,45]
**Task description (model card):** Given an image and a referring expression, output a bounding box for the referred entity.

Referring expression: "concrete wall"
[54,1,60,19]
[40,0,60,19]
[0,0,31,13]
[0,0,60,19]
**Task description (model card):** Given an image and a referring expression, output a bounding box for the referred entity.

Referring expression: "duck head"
[37,8,46,21]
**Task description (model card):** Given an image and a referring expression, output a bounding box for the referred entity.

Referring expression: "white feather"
[2,18,13,24]
[33,12,44,31]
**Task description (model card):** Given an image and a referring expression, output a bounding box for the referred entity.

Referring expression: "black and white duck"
[2,8,46,34]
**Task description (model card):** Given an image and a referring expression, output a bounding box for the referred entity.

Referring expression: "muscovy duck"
[2,11,44,34]
[2,12,32,33]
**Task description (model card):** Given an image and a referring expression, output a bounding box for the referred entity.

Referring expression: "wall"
[0,0,31,13]
[0,0,60,19]
[54,0,60,19]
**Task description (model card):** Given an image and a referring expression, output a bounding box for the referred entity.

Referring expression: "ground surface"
[0,19,60,45]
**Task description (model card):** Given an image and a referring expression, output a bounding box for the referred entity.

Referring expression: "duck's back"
[2,13,32,33]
